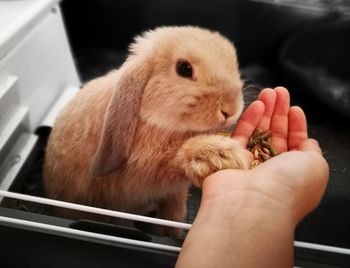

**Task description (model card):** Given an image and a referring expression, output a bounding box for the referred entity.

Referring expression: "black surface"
[0,225,177,268]
[295,247,350,268]
[279,16,350,118]
[70,219,153,242]
[60,0,335,67]
[1,207,350,268]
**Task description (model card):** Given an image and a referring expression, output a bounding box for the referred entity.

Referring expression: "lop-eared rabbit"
[44,26,249,235]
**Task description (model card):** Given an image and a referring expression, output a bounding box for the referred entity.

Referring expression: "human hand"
[177,87,329,268]
[177,136,328,268]
[202,87,329,225]
[232,86,307,153]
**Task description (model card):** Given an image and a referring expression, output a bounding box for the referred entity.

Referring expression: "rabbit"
[43,26,250,236]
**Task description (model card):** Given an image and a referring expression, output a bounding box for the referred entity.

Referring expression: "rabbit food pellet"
[248,128,278,169]
[216,129,278,169]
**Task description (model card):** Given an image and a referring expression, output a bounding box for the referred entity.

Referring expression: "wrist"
[200,169,296,230]
[181,171,295,268]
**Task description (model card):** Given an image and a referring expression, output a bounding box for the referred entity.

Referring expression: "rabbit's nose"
[221,110,230,119]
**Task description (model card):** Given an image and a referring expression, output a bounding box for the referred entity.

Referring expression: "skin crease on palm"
[175,87,329,268]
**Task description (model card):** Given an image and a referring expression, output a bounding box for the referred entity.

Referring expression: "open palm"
[232,87,308,156]
[201,87,328,225]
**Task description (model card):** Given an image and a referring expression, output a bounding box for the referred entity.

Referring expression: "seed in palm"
[247,128,279,169]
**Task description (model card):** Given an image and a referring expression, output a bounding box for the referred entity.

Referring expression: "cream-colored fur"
[43,26,248,235]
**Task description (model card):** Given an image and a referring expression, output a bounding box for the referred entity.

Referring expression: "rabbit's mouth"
[223,114,240,129]
[211,113,241,133]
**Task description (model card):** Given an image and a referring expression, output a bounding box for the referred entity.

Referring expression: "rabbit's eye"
[176,61,193,78]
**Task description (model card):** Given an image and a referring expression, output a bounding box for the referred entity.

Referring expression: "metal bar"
[0,215,181,253]
[0,190,192,229]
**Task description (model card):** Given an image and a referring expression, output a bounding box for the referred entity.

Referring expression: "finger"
[270,87,290,153]
[288,106,308,150]
[299,138,323,155]
[257,88,277,131]
[232,100,265,146]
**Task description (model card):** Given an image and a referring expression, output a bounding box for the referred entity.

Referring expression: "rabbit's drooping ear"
[90,58,152,177]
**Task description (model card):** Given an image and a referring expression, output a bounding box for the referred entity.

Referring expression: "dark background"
[59,0,350,251]
[60,0,350,119]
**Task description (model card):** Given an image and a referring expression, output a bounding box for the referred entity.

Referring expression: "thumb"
[298,138,322,155]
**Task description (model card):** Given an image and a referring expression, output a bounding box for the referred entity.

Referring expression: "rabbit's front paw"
[176,135,250,186]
